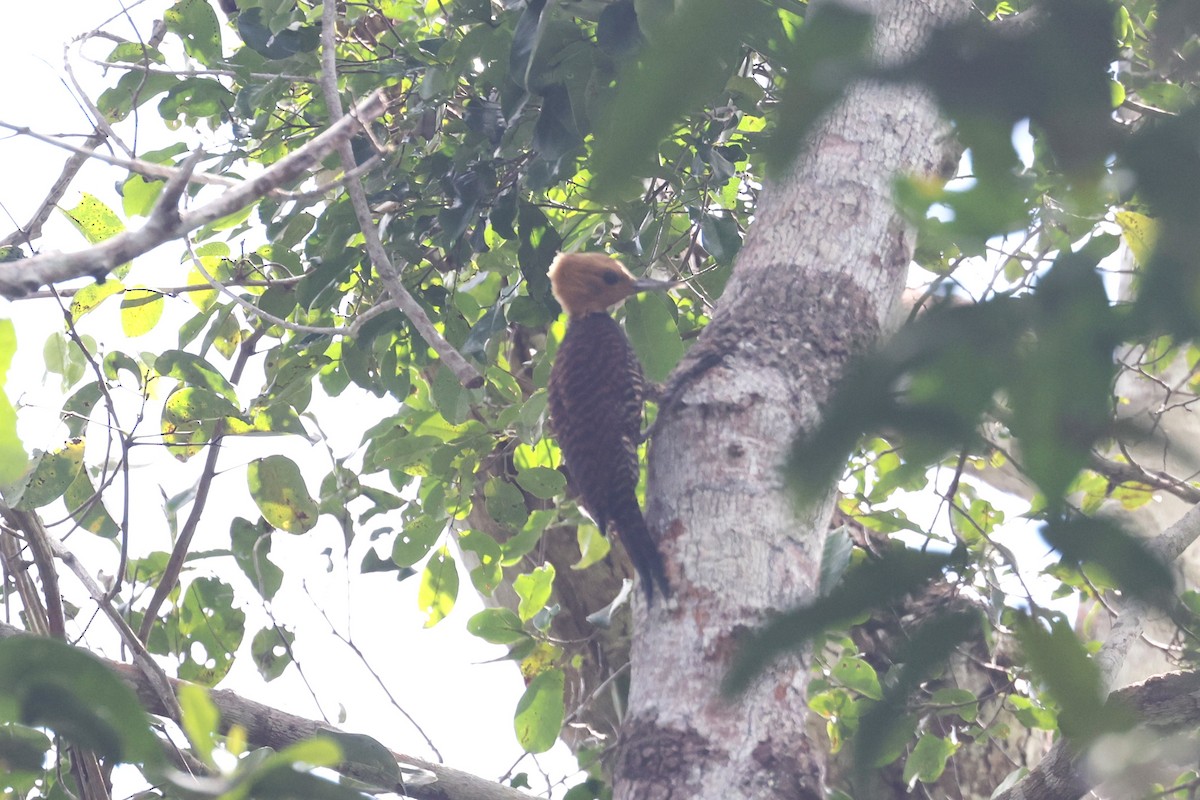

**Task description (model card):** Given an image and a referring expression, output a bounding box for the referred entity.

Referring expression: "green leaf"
[96,71,180,123]
[903,734,957,785]
[1008,250,1116,507]
[418,547,459,627]
[1013,614,1134,746]
[624,293,684,383]
[514,563,555,622]
[251,626,294,681]
[514,668,565,754]
[231,517,283,599]
[236,7,320,60]
[321,731,401,790]
[178,683,219,766]
[63,466,119,538]
[818,525,853,596]
[0,635,162,766]
[931,688,978,722]
[155,350,238,400]
[0,319,27,485]
[161,386,239,460]
[121,289,165,337]
[766,4,874,174]
[0,724,52,773]
[1041,516,1174,608]
[165,0,222,66]
[591,0,759,195]
[854,611,980,770]
[831,656,882,701]
[392,514,445,568]
[724,548,963,694]
[62,383,102,438]
[106,42,166,65]
[485,477,529,530]
[573,524,611,570]
[122,173,165,218]
[247,455,320,534]
[514,465,566,500]
[6,439,85,511]
[467,608,529,645]
[43,331,90,388]
[459,528,503,594]
[175,577,245,685]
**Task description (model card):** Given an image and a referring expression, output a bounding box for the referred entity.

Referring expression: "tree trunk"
[616,1,969,797]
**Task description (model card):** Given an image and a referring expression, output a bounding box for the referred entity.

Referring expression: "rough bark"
[616,2,970,798]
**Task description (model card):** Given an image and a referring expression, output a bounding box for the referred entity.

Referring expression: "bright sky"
[0,2,580,794]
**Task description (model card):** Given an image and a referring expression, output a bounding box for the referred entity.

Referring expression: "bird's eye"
[601,271,620,286]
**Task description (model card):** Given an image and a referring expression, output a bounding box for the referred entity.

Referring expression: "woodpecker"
[547,252,676,603]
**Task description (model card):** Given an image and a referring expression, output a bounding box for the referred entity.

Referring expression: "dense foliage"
[4,0,1200,798]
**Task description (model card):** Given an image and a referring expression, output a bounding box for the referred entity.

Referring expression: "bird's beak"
[631,278,682,293]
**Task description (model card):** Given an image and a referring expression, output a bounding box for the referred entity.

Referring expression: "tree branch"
[0,129,107,249]
[317,3,483,390]
[136,329,264,643]
[0,622,536,800]
[1,506,66,637]
[994,671,1200,800]
[183,239,401,337]
[1087,451,1200,505]
[1000,502,1200,800]
[0,91,389,298]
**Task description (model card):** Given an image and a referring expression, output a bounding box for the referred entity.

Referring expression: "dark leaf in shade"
[854,610,980,770]
[1041,516,1175,609]
[723,547,964,695]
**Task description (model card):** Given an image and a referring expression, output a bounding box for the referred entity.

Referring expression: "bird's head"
[549,252,678,317]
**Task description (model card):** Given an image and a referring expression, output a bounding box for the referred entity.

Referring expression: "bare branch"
[317,4,483,390]
[0,129,107,249]
[49,536,183,722]
[994,671,1200,800]
[0,119,384,209]
[1000,503,1200,800]
[184,239,402,337]
[136,329,264,643]
[0,90,389,298]
[0,621,537,800]
[1,506,66,638]
[1087,452,1200,505]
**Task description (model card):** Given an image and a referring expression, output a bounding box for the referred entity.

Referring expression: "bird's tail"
[611,503,671,603]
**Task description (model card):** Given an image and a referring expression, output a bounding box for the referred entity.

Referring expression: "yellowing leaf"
[418,547,459,627]
[8,439,85,510]
[0,319,26,485]
[121,289,165,337]
[1115,210,1158,268]
[70,281,125,321]
[64,194,124,245]
[247,455,319,534]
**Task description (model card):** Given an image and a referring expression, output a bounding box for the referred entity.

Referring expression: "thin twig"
[0,129,107,249]
[317,3,483,390]
[306,582,444,762]
[136,329,264,643]
[0,91,389,297]
[184,239,403,336]
[1,507,67,638]
[49,537,182,721]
